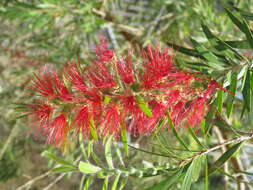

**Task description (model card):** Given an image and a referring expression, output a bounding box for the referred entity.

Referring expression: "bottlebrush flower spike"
[64,63,88,93]
[30,72,56,99]
[101,105,121,136]
[26,102,53,129]
[54,72,73,101]
[143,45,173,77]
[47,114,68,146]
[88,61,116,89]
[23,37,233,146]
[95,36,114,62]
[116,52,135,84]
[72,107,90,137]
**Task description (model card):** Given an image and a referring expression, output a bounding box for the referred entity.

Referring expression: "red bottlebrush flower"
[54,72,73,101]
[47,114,68,146]
[26,103,53,129]
[30,72,56,99]
[142,100,168,133]
[88,61,115,89]
[171,101,186,126]
[168,72,194,87]
[121,96,148,135]
[25,40,237,145]
[72,107,90,137]
[187,97,207,127]
[116,53,135,84]
[64,63,88,93]
[166,90,181,106]
[208,80,234,95]
[95,36,114,62]
[143,45,174,77]
[121,95,137,114]
[101,105,121,136]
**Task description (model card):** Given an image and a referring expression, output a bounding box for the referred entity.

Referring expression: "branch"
[179,134,253,166]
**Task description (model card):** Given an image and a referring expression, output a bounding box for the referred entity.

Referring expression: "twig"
[213,126,229,190]
[0,123,19,160]
[16,155,82,190]
[16,170,51,190]
[179,133,253,166]
[41,155,82,190]
[41,173,66,190]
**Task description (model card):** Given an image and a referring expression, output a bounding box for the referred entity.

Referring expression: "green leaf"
[90,119,98,141]
[102,177,109,190]
[105,136,114,169]
[111,173,121,190]
[182,155,205,190]
[242,19,253,49]
[42,151,74,167]
[202,24,244,60]
[52,166,77,173]
[208,142,242,175]
[204,100,217,135]
[136,95,153,117]
[104,96,111,105]
[226,71,237,118]
[78,161,102,174]
[205,156,209,190]
[119,177,128,190]
[167,42,205,59]
[83,176,94,190]
[145,168,183,190]
[217,90,223,113]
[226,9,253,49]
[188,127,205,148]
[87,140,93,158]
[153,119,166,136]
[242,68,251,112]
[191,38,224,70]
[114,143,125,167]
[234,7,253,21]
[215,40,250,50]
[167,113,190,151]
[121,125,128,155]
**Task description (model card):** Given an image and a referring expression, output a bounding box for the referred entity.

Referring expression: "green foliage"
[2,1,253,190]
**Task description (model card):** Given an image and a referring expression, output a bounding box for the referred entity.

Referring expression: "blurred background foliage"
[1,0,253,190]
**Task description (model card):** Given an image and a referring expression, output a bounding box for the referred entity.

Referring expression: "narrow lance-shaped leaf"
[208,142,242,175]
[111,173,121,190]
[215,40,251,50]
[191,38,225,70]
[136,95,153,117]
[52,166,77,173]
[42,151,75,168]
[121,125,129,155]
[188,127,205,148]
[167,113,190,151]
[242,68,251,112]
[225,9,253,49]
[83,176,94,190]
[105,136,114,169]
[90,118,98,141]
[226,71,237,118]
[205,156,209,190]
[102,177,109,190]
[78,161,102,174]
[119,177,128,190]
[202,24,244,60]
[182,155,205,190]
[167,42,205,59]
[233,7,253,20]
[145,168,183,190]
[217,90,223,113]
